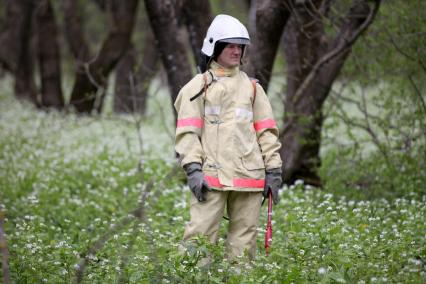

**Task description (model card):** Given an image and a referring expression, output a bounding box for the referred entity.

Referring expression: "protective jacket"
[174,61,282,192]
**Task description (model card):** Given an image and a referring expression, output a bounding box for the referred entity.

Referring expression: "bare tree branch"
[68,0,139,113]
[245,0,294,90]
[281,0,381,138]
[323,79,350,118]
[333,97,389,161]
[74,69,178,280]
[74,164,180,282]
[386,28,426,74]
[151,95,175,143]
[290,0,381,108]
[408,75,426,114]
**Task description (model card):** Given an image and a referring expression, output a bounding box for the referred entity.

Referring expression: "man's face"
[217,43,243,68]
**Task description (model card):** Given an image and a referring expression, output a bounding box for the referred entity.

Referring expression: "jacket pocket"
[241,148,265,171]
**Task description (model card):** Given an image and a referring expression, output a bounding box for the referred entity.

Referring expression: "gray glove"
[183,163,210,202]
[263,168,282,205]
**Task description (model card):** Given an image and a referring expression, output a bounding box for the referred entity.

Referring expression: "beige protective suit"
[174,61,282,259]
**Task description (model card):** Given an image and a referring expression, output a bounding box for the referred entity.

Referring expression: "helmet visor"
[219,38,250,45]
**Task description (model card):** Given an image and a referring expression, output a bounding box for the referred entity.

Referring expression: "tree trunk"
[244,0,294,90]
[280,0,325,186]
[114,14,159,114]
[144,0,193,118]
[35,0,64,109]
[133,29,159,115]
[114,44,137,113]
[114,40,159,114]
[180,0,213,69]
[0,0,27,71]
[67,0,139,113]
[62,0,91,63]
[280,0,381,186]
[0,0,37,104]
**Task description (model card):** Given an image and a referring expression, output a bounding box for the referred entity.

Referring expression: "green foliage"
[343,0,426,83]
[322,78,426,200]
[1,80,425,283]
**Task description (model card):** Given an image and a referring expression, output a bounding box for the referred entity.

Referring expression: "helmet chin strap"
[206,56,213,71]
[240,45,246,65]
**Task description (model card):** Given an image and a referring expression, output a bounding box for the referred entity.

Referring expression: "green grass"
[0,80,425,283]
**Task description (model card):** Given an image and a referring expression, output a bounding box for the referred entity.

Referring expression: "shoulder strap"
[203,72,208,94]
[190,71,212,102]
[250,78,258,105]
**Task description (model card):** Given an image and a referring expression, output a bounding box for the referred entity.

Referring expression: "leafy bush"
[321,76,426,200]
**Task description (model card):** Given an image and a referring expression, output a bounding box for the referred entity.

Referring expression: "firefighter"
[174,14,282,260]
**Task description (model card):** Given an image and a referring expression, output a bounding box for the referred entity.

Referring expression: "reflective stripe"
[205,176,223,188]
[205,175,265,188]
[235,108,253,121]
[254,119,276,131]
[177,118,203,128]
[233,178,265,188]
[205,105,221,116]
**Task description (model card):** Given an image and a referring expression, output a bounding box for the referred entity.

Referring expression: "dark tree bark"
[35,0,64,109]
[180,0,213,69]
[114,44,138,113]
[245,0,294,90]
[62,0,93,113]
[280,0,325,186]
[280,0,381,186]
[114,38,159,114]
[0,0,37,104]
[133,30,159,115]
[66,0,139,113]
[144,0,193,117]
[62,0,91,63]
[114,11,159,114]
[0,1,25,71]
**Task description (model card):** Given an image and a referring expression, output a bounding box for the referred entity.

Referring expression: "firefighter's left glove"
[264,168,282,205]
[183,162,211,202]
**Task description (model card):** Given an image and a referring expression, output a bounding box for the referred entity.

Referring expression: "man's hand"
[263,168,282,205]
[183,163,211,202]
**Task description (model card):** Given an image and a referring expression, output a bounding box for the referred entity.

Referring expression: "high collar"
[209,61,239,78]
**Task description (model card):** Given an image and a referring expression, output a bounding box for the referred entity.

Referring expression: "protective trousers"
[183,190,263,260]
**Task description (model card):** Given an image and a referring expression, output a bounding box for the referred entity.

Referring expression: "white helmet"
[201,14,250,57]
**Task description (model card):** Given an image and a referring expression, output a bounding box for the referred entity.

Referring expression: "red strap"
[251,79,257,104]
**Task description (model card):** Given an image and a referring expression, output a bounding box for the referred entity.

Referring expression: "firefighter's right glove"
[183,162,210,202]
[264,168,282,205]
